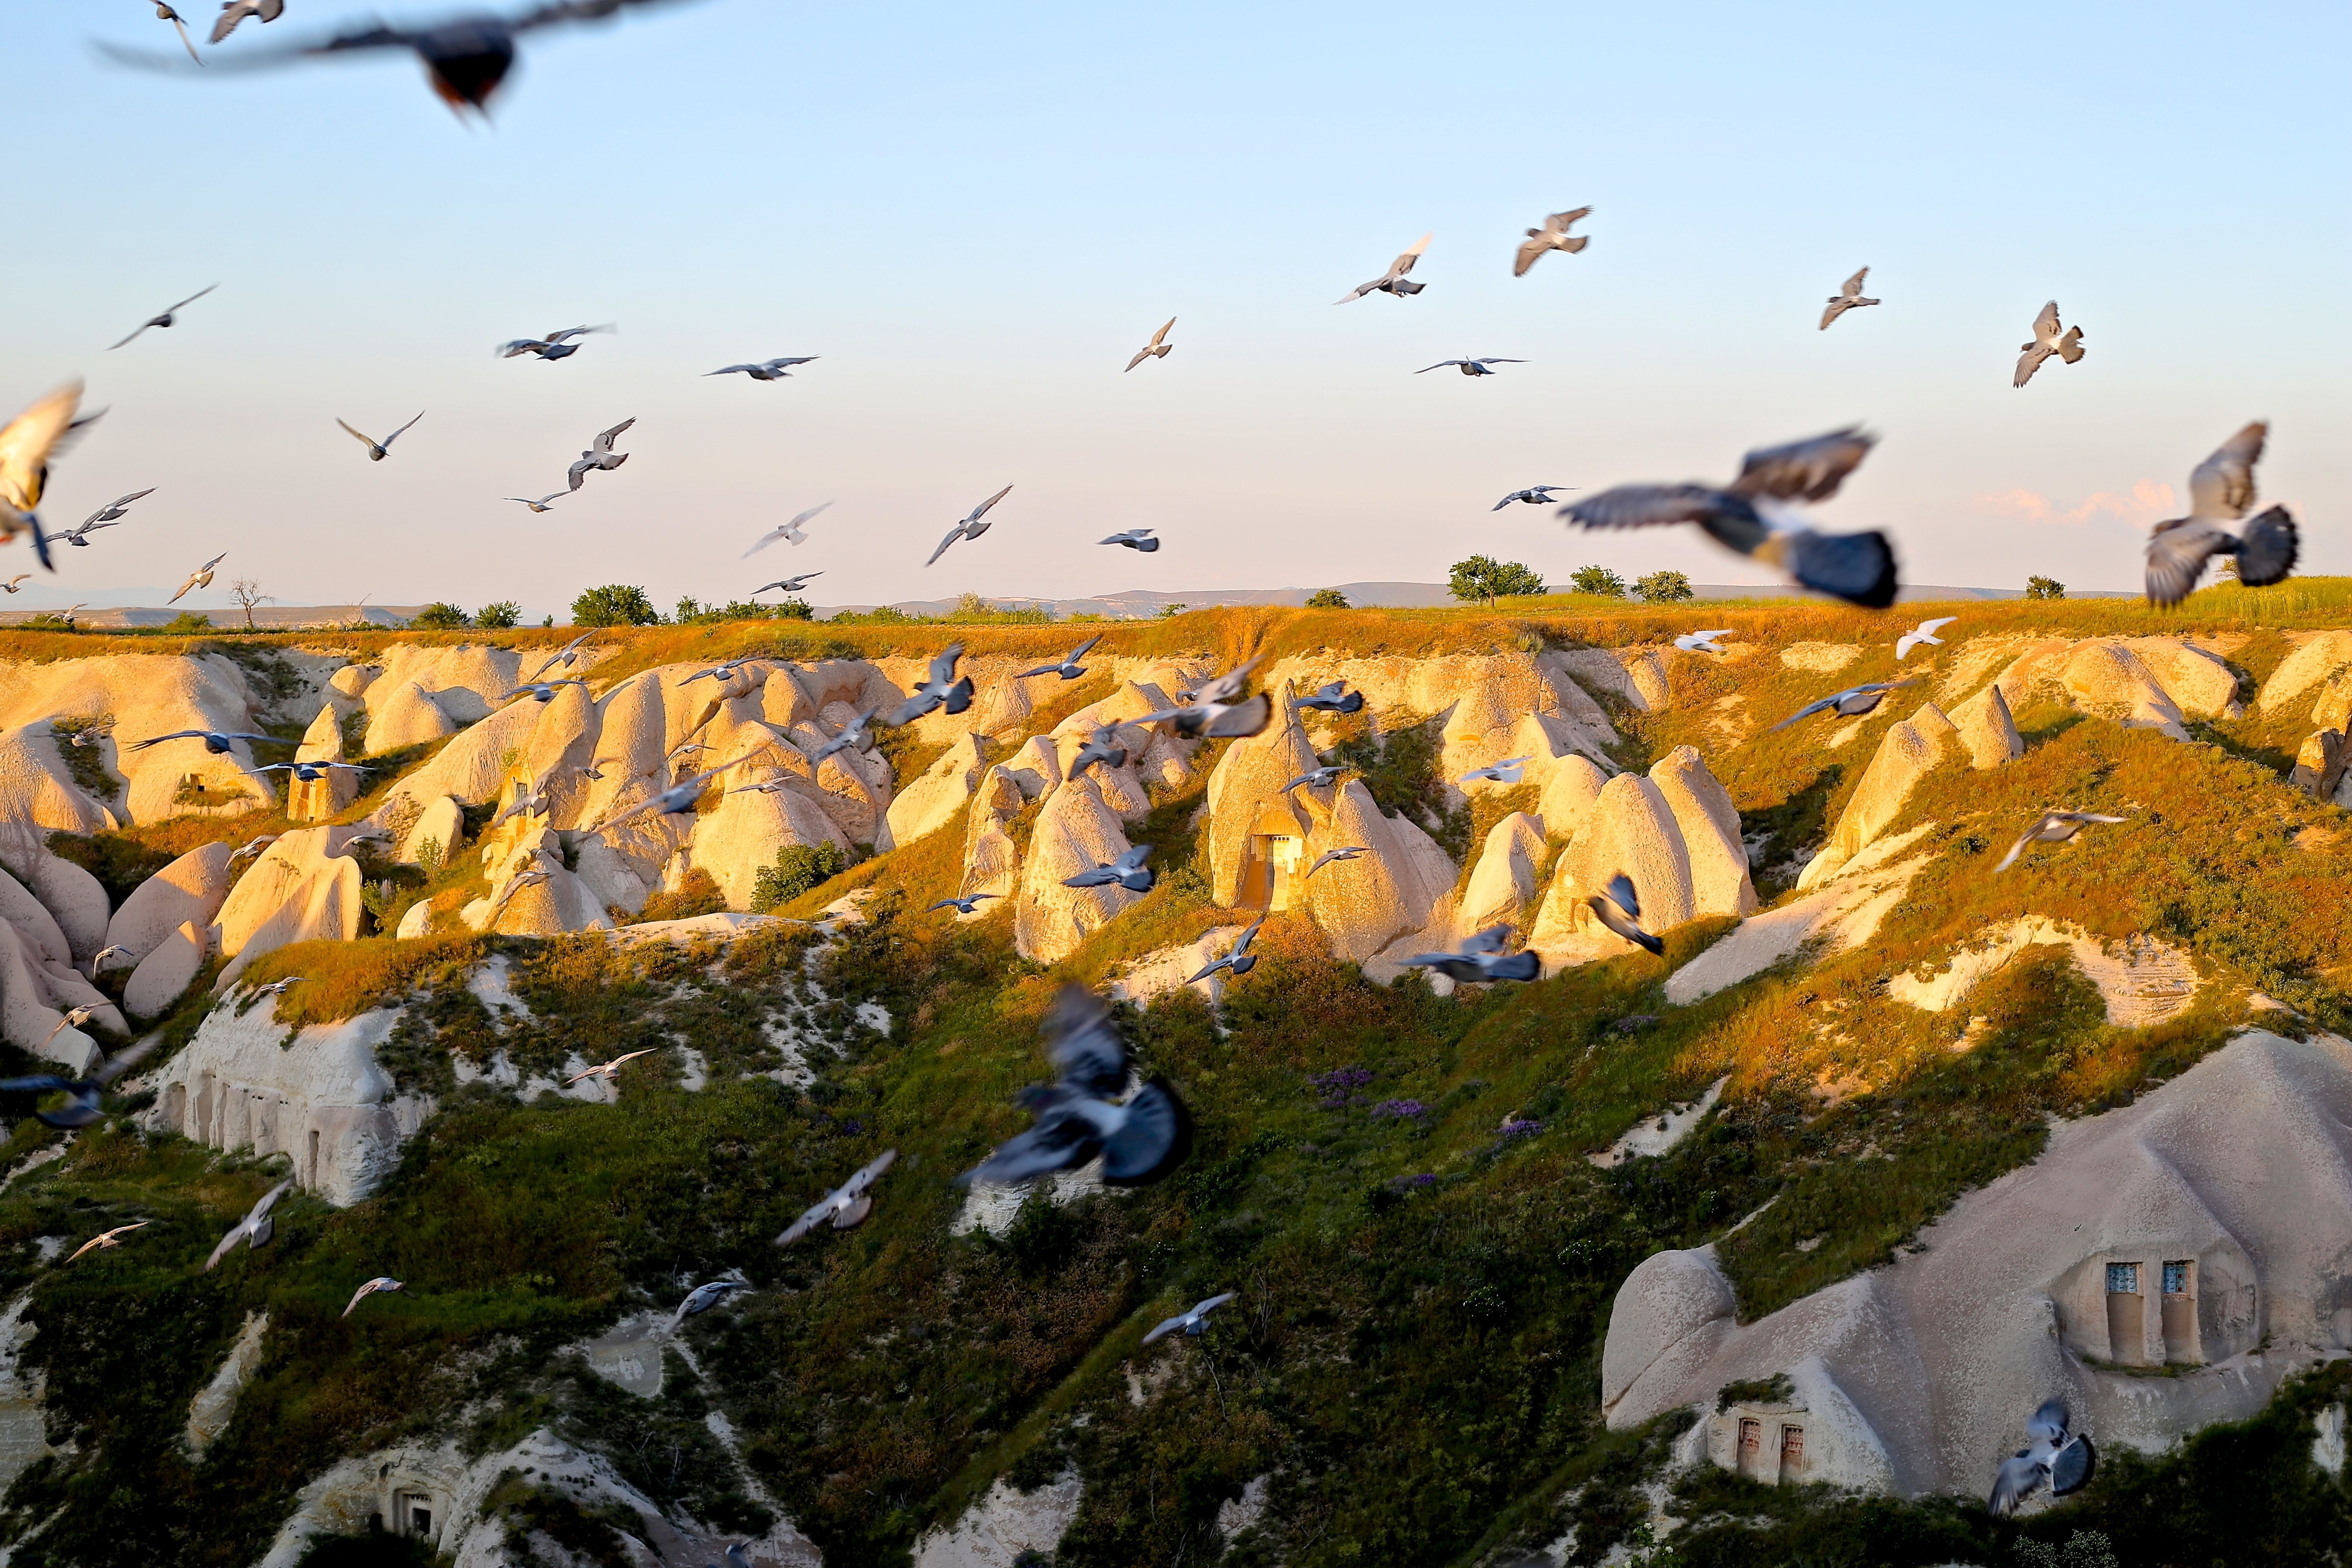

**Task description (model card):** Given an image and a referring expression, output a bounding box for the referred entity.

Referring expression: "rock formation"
[288,703,360,820]
[1796,702,1958,890]
[1458,812,1546,932]
[105,841,235,966]
[212,828,364,987]
[1947,682,2024,769]
[1015,775,1143,965]
[885,734,993,849]
[1648,745,1756,918]
[1203,687,1323,908]
[125,918,208,1017]
[1529,771,1695,962]
[960,765,1026,904]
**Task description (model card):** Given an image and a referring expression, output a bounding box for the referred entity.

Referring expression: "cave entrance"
[1241,834,1304,912]
[2106,1261,2145,1364]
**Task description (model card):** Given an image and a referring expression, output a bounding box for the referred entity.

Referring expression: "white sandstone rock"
[125,919,208,1018]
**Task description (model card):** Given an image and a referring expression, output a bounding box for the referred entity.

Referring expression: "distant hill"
[811,580,2136,619]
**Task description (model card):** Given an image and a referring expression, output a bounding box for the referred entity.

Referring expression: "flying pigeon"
[596,757,754,832]
[505,492,565,513]
[1294,681,1363,713]
[525,630,595,682]
[0,1039,157,1130]
[744,502,833,555]
[1137,660,1271,739]
[342,1276,405,1318]
[1417,357,1524,377]
[1302,845,1366,879]
[1819,267,1880,331]
[166,551,228,604]
[1143,1292,1238,1345]
[67,724,111,748]
[1459,756,1530,786]
[1101,528,1160,552]
[1068,724,1127,780]
[1993,810,2127,873]
[488,775,551,829]
[1336,233,1432,303]
[1185,919,1262,984]
[64,489,156,546]
[2014,301,2086,388]
[1514,207,1590,276]
[927,892,1000,915]
[204,1179,294,1270]
[884,644,975,726]
[128,726,270,753]
[807,708,878,767]
[567,417,634,490]
[497,323,611,360]
[42,1007,98,1047]
[1894,617,1956,659]
[1064,844,1154,894]
[1674,629,1732,654]
[1988,1401,2097,1516]
[1771,679,1917,731]
[1125,317,1176,372]
[336,412,423,462]
[566,1048,657,1084]
[108,284,219,350]
[1,576,30,593]
[209,0,286,42]
[245,976,306,998]
[926,484,1014,567]
[227,834,279,862]
[2144,421,2299,607]
[708,356,819,381]
[1586,873,1662,955]
[754,573,823,595]
[1016,635,1102,682]
[0,381,101,570]
[257,760,368,786]
[154,4,204,64]
[1562,428,1900,609]
[498,678,588,703]
[1494,486,1571,510]
[1401,924,1540,983]
[774,1148,899,1245]
[1283,764,1347,793]
[673,1278,748,1327]
[89,944,130,975]
[67,1223,149,1263]
[681,656,764,688]
[958,986,1192,1188]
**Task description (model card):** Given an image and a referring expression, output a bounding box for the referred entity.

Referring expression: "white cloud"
[1972,480,2176,528]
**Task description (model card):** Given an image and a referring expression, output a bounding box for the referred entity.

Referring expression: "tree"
[163,611,212,633]
[476,601,521,628]
[1449,556,1547,606]
[409,602,472,630]
[1306,588,1351,609]
[572,585,661,627]
[227,578,275,631]
[1568,565,1629,599]
[2024,575,2067,601]
[1633,570,1694,604]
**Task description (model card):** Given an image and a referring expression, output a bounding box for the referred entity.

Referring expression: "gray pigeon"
[1585,873,1662,955]
[1459,755,1529,786]
[1818,267,1879,330]
[1294,680,1363,714]
[1064,844,1153,894]
[1302,845,1366,880]
[2143,421,2298,607]
[1101,528,1160,552]
[1988,1401,2096,1515]
[927,892,1000,915]
[1336,233,1431,303]
[1142,1292,1237,1343]
[808,708,878,766]
[62,489,155,544]
[108,284,218,350]
[1493,485,1570,510]
[596,757,754,832]
[1771,679,1917,731]
[567,417,634,491]
[672,1279,748,1327]
[1514,208,1590,276]
[708,357,819,381]
[1069,724,1127,780]
[1185,920,1262,984]
[1417,357,1524,377]
[129,727,272,755]
[1993,811,2127,873]
[754,572,822,595]
[958,987,1191,1188]
[497,323,611,360]
[775,1149,898,1245]
[884,644,973,726]
[926,484,1013,567]
[1138,660,1271,739]
[1282,764,1347,793]
[1402,924,1540,983]
[336,412,423,462]
[203,1178,294,1270]
[0,1038,159,1130]
[1017,635,1102,682]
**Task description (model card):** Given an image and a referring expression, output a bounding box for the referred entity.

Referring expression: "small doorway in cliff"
[1776,1424,1806,1484]
[2106,1261,2146,1364]
[395,1492,432,1537]
[1241,834,1305,911]
[1735,1417,1763,1479]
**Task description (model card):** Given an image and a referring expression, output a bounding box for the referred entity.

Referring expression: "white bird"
[210,0,286,44]
[1987,1401,2096,1515]
[926,484,1013,567]
[1142,1292,1238,1344]
[204,1179,294,1270]
[1016,635,1101,682]
[2144,421,2299,607]
[167,551,227,604]
[62,489,155,546]
[744,502,833,556]
[0,381,100,570]
[807,708,878,767]
[1818,267,1880,330]
[775,1149,899,1246]
[1894,616,1956,659]
[1514,207,1590,276]
[1402,924,1540,983]
[1493,486,1570,510]
[1459,756,1529,786]
[496,323,610,360]
[1185,920,1262,985]
[227,834,278,862]
[1674,629,1733,654]
[109,283,219,350]
[1137,660,1271,739]
[67,1222,149,1263]
[1336,233,1432,303]
[525,630,595,683]
[1771,679,1917,731]
[1302,846,1366,880]
[2014,300,2086,388]
[1125,316,1176,372]
[1585,873,1661,956]
[1994,811,2127,873]
[1064,845,1154,895]
[1,575,29,592]
[43,1007,96,1047]
[958,986,1191,1189]
[505,492,564,513]
[245,976,305,998]
[154,4,204,64]
[708,357,818,381]
[565,1048,658,1085]
[336,412,422,462]
[753,573,822,595]
[1417,357,1523,377]
[1283,765,1347,793]
[342,1276,405,1318]
[673,1279,748,1327]
[566,417,634,491]
[1100,528,1159,552]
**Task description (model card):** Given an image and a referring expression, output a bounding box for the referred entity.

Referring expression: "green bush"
[2025,575,2067,600]
[571,585,661,628]
[475,601,522,629]
[1448,555,1547,605]
[409,603,472,630]
[1306,588,1350,609]
[1568,564,1630,598]
[751,842,849,913]
[1633,570,1694,603]
[162,610,213,633]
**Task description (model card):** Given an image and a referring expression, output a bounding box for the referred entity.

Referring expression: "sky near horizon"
[3,0,2345,620]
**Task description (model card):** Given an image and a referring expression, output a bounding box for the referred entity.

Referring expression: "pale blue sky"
[4,0,2344,617]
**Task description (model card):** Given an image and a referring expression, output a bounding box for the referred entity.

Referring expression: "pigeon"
[1562,428,1900,609]
[1585,873,1662,955]
[257,760,368,785]
[488,776,551,829]
[565,1048,658,1085]
[204,1178,294,1269]
[1142,1292,1237,1344]
[227,834,279,862]
[1417,357,1524,377]
[0,381,100,571]
[498,678,588,703]
[129,726,270,754]
[1401,924,1541,983]
[1294,680,1363,714]
[0,1039,159,1130]
[1674,629,1732,654]
[1068,724,1128,781]
[1064,844,1154,895]
[108,284,219,350]
[807,708,878,767]
[342,1276,405,1318]
[336,412,423,462]
[41,1007,96,1047]
[525,630,595,682]
[774,1149,899,1245]
[1336,233,1432,303]
[958,986,1192,1188]
[2144,421,2299,607]
[927,892,1000,915]
[1101,528,1160,552]
[100,0,699,113]
[1494,485,1571,510]
[245,976,305,998]
[67,1223,149,1263]
[1,576,29,593]
[1137,660,1271,739]
[1770,679,1917,731]
[1514,207,1590,276]
[753,573,823,595]
[884,644,974,726]
[497,323,611,360]
[566,417,634,491]
[595,757,754,832]
[744,502,833,555]
[1185,919,1262,984]
[67,724,111,748]
[1459,756,1530,786]
[672,1279,748,1327]
[1988,1401,2097,1516]
[1125,317,1176,372]
[209,0,286,43]
[926,484,1013,566]
[505,492,565,513]
[681,657,764,688]
[1993,811,2127,873]
[2014,301,2086,388]
[1283,765,1348,793]
[65,489,156,544]
[89,944,129,975]
[1302,846,1366,880]
[154,4,204,64]
[720,1546,754,1568]
[1016,635,1102,682]
[167,551,228,604]
[1819,267,1880,331]
[708,357,818,382]
[1895,616,1956,659]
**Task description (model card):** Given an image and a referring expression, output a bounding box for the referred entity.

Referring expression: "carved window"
[2106,1262,2140,1294]
[2163,1261,2192,1296]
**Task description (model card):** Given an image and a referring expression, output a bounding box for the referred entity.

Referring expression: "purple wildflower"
[1370,1098,1430,1120]
[1498,1118,1544,1142]
[1312,1066,1374,1108]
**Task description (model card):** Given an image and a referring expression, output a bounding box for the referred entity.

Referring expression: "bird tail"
[1391,279,1426,296]
[1136,537,1160,552]
[1101,1080,1193,1185]
[2234,506,2299,588]
[832,1194,873,1229]
[2057,326,2085,363]
[942,676,976,714]
[1201,692,1273,739]
[1490,951,1541,981]
[27,515,50,573]
[1562,236,1589,254]
[1788,528,1900,609]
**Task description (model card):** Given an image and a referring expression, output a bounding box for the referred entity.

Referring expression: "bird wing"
[1841,266,1870,296]
[1992,815,2054,873]
[2032,300,2062,345]
[1141,1312,1189,1344]
[2049,1434,2097,1495]
[593,417,635,452]
[204,1221,252,1270]
[1043,985,1129,1097]
[334,418,377,450]
[962,1107,1101,1187]
[1730,427,1875,502]
[1100,1080,1192,1185]
[1768,695,1841,732]
[166,283,219,314]
[1562,484,1733,531]
[1148,316,1176,348]
[2027,1400,2069,1444]
[1603,873,1641,921]
[2234,504,2299,588]
[1069,633,1103,661]
[1416,361,1463,374]
[1987,1454,2041,1516]
[2145,519,2226,607]
[1474,359,1526,365]
[2013,341,2051,388]
[1334,279,1380,304]
[1819,298,1851,331]
[1389,232,1432,278]
[925,524,963,566]
[1193,657,1261,706]
[0,383,84,512]
[1200,692,1272,739]
[129,730,205,749]
[967,483,1014,523]
[1548,207,1590,232]
[927,642,965,687]
[2186,421,2265,520]
[1459,924,1510,956]
[381,411,425,448]
[1920,617,1956,636]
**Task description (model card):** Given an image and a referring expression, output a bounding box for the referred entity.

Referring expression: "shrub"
[1306,588,1351,609]
[162,610,212,633]
[1633,570,1693,604]
[751,842,849,913]
[572,585,661,627]
[48,716,119,800]
[476,601,522,628]
[2025,575,2066,600]
[1448,555,1547,606]
[1568,564,1630,598]
[409,602,472,630]
[1156,602,1188,618]
[638,868,727,923]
